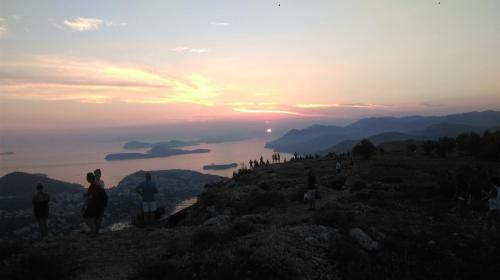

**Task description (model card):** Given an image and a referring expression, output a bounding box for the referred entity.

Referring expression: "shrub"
[0,240,23,261]
[352,139,376,159]
[0,248,77,280]
[233,190,287,215]
[421,140,436,155]
[435,137,456,157]
[191,227,223,251]
[407,144,418,152]
[312,204,354,229]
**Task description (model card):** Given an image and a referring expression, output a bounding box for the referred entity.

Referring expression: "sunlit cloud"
[233,107,324,117]
[295,103,383,109]
[189,49,209,54]
[170,47,209,54]
[0,24,7,38]
[210,22,229,26]
[63,17,103,31]
[0,56,220,106]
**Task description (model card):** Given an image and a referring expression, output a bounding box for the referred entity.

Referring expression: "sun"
[266,128,272,133]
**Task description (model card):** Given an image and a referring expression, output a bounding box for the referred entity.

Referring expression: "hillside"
[0,170,222,240]
[266,110,500,154]
[2,148,500,279]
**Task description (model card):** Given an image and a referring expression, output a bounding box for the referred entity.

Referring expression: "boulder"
[349,228,380,251]
[203,215,230,227]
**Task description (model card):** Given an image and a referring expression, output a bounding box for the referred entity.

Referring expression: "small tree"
[435,137,456,157]
[407,144,418,153]
[352,139,376,159]
[421,140,436,155]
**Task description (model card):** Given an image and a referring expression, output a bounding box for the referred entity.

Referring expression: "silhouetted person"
[266,159,270,166]
[260,156,264,166]
[32,183,50,238]
[136,172,158,225]
[254,160,259,168]
[249,160,253,168]
[455,174,468,222]
[486,177,500,231]
[304,169,318,210]
[94,169,108,234]
[83,172,107,235]
[277,153,281,162]
[294,152,298,160]
[336,160,342,174]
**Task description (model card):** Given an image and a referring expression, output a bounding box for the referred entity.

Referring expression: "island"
[203,163,238,170]
[0,152,14,156]
[123,140,199,150]
[106,146,210,161]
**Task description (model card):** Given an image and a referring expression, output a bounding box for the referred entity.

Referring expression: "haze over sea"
[0,137,289,187]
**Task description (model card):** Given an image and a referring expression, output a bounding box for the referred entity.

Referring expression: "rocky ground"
[1,148,500,280]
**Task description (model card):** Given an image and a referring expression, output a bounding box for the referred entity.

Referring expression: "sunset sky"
[1,0,499,133]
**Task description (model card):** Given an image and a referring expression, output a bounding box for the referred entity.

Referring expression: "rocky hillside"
[2,148,500,280]
[0,170,222,240]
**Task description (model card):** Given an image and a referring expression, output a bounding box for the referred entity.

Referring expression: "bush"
[421,140,436,155]
[435,137,456,157]
[0,240,23,261]
[312,204,354,229]
[191,227,223,251]
[0,248,77,280]
[233,190,287,215]
[407,144,418,152]
[352,139,376,159]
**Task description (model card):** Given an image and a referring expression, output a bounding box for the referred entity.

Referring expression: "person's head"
[36,183,44,191]
[492,177,500,187]
[145,172,151,182]
[94,169,102,180]
[86,172,96,183]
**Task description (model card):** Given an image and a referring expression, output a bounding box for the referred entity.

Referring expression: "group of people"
[32,169,159,238]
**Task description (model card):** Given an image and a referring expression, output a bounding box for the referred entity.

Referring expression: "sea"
[0,137,292,187]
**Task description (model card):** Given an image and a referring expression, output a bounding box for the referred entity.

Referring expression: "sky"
[1,0,499,134]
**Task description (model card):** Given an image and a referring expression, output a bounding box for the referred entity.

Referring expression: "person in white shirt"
[486,177,500,231]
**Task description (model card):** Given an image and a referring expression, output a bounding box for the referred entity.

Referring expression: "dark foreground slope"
[2,150,500,280]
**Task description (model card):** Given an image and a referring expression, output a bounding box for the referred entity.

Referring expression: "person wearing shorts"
[136,172,158,225]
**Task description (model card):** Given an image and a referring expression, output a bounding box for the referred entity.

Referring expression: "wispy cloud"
[189,48,209,54]
[63,17,103,31]
[105,20,127,27]
[210,21,229,26]
[295,103,383,109]
[233,107,324,117]
[0,56,220,106]
[0,24,7,38]
[170,47,209,54]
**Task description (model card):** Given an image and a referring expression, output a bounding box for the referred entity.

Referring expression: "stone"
[349,228,380,251]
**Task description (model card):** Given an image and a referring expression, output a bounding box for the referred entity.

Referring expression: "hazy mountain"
[0,172,83,198]
[267,111,500,154]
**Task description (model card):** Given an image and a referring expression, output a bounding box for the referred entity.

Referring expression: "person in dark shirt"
[32,183,50,238]
[136,172,158,225]
[83,172,107,234]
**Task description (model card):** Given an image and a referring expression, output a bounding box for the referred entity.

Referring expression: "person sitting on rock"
[32,183,50,238]
[136,172,158,225]
[304,169,318,210]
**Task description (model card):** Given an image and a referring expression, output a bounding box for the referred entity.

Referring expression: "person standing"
[336,160,342,174]
[93,169,108,234]
[83,172,107,235]
[136,172,158,225]
[486,178,500,231]
[32,183,50,238]
[304,169,318,210]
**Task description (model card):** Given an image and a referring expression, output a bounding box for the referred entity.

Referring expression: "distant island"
[106,146,210,161]
[203,163,238,170]
[123,140,199,150]
[0,152,14,156]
